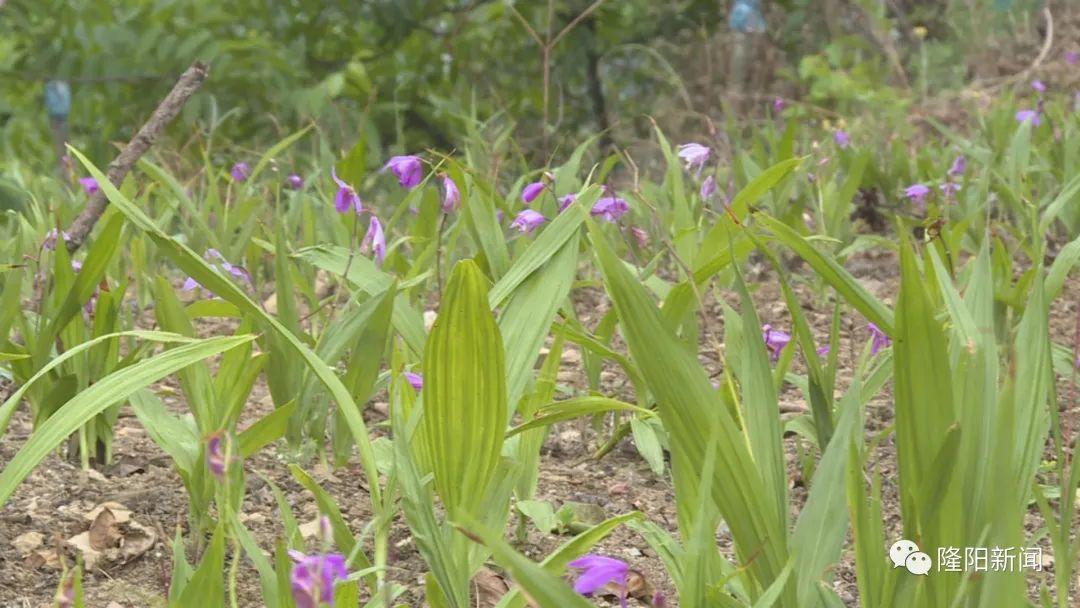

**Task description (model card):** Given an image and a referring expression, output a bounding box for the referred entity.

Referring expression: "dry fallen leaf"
[84,502,132,524]
[12,531,44,555]
[25,548,60,569]
[88,507,122,551]
[472,567,510,607]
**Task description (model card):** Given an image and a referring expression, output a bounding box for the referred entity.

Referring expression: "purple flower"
[1067,51,1079,65]
[904,183,930,203]
[43,228,71,251]
[590,196,629,223]
[522,181,545,204]
[441,175,460,213]
[568,555,629,605]
[868,322,891,355]
[78,177,99,195]
[362,216,386,266]
[762,324,791,362]
[383,155,424,189]
[772,97,785,113]
[230,162,251,183]
[629,226,649,249]
[558,193,577,211]
[404,372,423,391]
[1016,109,1041,126]
[206,248,251,283]
[510,209,546,233]
[834,130,851,149]
[652,592,666,608]
[816,345,830,357]
[182,277,200,292]
[948,155,966,177]
[289,551,348,608]
[286,174,304,190]
[940,182,961,196]
[331,167,362,215]
[1032,79,1046,93]
[206,434,227,479]
[677,143,710,173]
[700,175,717,199]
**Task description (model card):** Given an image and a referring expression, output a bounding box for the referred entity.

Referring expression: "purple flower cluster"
[289,551,348,608]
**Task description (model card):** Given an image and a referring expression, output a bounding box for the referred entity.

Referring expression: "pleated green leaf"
[421,260,508,518]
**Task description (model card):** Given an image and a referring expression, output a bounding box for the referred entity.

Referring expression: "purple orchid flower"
[206,248,251,283]
[286,174,304,190]
[652,592,667,607]
[404,372,423,391]
[904,183,930,203]
[940,182,961,196]
[206,434,227,480]
[510,209,546,233]
[78,177,99,195]
[558,193,577,212]
[948,155,966,177]
[629,226,649,249]
[331,167,362,215]
[383,155,424,189]
[1016,109,1041,126]
[568,555,629,608]
[590,196,629,223]
[43,228,72,251]
[230,162,251,183]
[834,130,851,149]
[1032,79,1046,93]
[362,216,386,266]
[868,323,891,355]
[816,344,831,357]
[441,175,460,213]
[677,143,710,173]
[762,324,791,362]
[289,551,348,608]
[522,181,545,204]
[772,97,785,113]
[700,175,717,200]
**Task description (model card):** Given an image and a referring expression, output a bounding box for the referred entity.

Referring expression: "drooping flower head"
[289,551,348,608]
[558,193,577,212]
[700,175,717,200]
[206,433,228,480]
[772,97,785,113]
[762,324,791,362]
[568,555,629,606]
[677,143,710,173]
[440,174,460,213]
[331,167,362,215]
[362,216,386,266]
[230,162,251,183]
[78,177,99,195]
[1016,109,1041,126]
[286,174,304,190]
[947,155,966,177]
[383,155,424,189]
[868,323,891,355]
[521,181,545,204]
[904,183,930,204]
[590,196,629,223]
[834,130,851,149]
[404,372,423,391]
[510,209,546,234]
[1031,79,1046,93]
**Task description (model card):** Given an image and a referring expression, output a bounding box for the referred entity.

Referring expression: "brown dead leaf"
[84,502,132,524]
[472,567,509,607]
[12,531,44,555]
[599,569,654,604]
[89,507,122,550]
[118,519,156,562]
[25,548,60,569]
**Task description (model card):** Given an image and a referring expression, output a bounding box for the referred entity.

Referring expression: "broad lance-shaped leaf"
[586,217,791,601]
[421,260,508,517]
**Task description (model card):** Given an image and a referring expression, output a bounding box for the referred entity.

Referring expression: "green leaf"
[129,389,199,475]
[420,260,508,518]
[506,397,654,438]
[177,523,226,606]
[237,400,297,458]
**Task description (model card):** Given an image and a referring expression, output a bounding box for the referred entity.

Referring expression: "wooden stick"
[65,61,208,252]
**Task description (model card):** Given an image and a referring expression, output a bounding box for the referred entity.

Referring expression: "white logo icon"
[890,540,932,574]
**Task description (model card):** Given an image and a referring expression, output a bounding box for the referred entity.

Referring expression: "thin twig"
[64,61,209,253]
